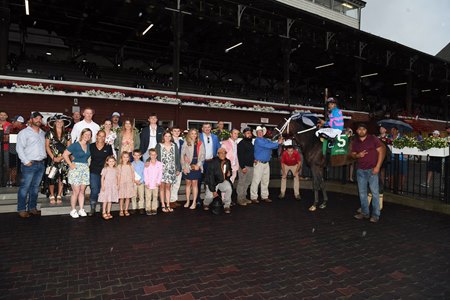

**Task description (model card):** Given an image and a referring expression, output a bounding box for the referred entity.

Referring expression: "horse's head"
[273,113,319,141]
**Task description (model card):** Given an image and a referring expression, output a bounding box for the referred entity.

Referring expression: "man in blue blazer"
[140,113,165,161]
[198,122,220,206]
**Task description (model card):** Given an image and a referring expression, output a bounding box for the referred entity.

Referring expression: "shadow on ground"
[1,189,449,299]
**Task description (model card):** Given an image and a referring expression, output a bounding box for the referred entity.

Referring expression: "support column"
[282,38,291,105]
[406,72,413,114]
[172,3,182,96]
[355,59,362,110]
[0,1,10,75]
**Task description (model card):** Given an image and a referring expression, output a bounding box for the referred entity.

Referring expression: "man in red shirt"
[279,140,302,200]
[351,123,385,223]
[0,111,12,186]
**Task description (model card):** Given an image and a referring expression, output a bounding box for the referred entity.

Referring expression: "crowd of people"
[3,108,294,219]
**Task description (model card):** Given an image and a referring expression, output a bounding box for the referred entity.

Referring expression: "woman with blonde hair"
[180,128,205,209]
[115,118,140,161]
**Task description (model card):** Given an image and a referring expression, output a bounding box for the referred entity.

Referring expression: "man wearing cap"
[140,113,165,162]
[236,127,254,206]
[250,126,283,203]
[111,112,121,130]
[351,123,385,223]
[279,140,302,200]
[16,112,47,218]
[71,107,100,142]
[316,97,344,140]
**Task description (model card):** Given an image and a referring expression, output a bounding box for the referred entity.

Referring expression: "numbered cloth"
[322,135,349,156]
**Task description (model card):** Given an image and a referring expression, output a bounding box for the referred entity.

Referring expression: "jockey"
[316,97,344,140]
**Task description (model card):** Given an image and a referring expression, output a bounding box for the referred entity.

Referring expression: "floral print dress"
[45,131,71,185]
[161,144,177,184]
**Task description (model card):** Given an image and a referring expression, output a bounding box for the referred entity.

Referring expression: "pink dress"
[98,167,119,203]
[118,164,136,198]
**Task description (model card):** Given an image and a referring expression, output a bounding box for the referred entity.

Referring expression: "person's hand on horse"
[277,137,284,144]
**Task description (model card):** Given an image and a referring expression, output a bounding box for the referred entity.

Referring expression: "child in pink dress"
[144,149,163,215]
[118,152,136,217]
[98,155,119,220]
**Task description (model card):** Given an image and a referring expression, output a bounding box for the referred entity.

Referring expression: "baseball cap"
[357,123,368,130]
[30,111,43,119]
[13,115,25,123]
[242,127,252,134]
[432,130,440,135]
[111,112,120,117]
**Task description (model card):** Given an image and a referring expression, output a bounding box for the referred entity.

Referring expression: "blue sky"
[361,0,450,55]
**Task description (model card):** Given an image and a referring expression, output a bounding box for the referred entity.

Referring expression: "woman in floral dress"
[101,119,117,157]
[155,131,180,212]
[45,115,71,204]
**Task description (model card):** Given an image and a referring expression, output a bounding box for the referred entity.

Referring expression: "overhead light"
[138,12,143,17]
[25,0,30,15]
[82,59,87,62]
[205,75,209,79]
[342,3,353,9]
[360,72,378,78]
[228,78,233,81]
[315,63,334,69]
[149,68,153,71]
[179,71,183,74]
[225,42,243,53]
[46,52,52,56]
[393,82,407,86]
[434,88,439,91]
[33,20,37,26]
[117,63,121,67]
[142,24,154,35]
[421,89,431,92]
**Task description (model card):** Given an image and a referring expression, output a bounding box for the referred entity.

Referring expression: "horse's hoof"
[319,203,327,209]
[309,205,317,212]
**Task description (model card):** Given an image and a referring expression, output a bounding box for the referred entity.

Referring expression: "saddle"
[321,135,350,167]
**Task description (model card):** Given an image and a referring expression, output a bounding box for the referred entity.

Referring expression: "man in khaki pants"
[279,140,301,200]
[250,126,283,203]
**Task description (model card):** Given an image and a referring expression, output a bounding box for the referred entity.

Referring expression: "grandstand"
[0,0,448,124]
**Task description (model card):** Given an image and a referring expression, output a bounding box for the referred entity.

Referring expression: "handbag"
[210,195,224,215]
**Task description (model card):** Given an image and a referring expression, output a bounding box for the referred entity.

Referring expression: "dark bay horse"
[275,113,356,211]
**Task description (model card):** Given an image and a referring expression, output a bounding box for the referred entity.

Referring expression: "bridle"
[273,114,317,140]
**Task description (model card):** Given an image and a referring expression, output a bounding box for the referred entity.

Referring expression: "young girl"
[144,148,163,215]
[98,155,119,220]
[117,152,136,216]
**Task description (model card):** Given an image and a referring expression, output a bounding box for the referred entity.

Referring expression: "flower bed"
[390,146,449,157]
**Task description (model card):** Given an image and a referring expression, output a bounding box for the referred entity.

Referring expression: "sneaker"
[151,210,157,215]
[278,193,285,199]
[370,216,379,223]
[78,208,87,217]
[295,194,301,200]
[18,211,30,218]
[146,210,152,216]
[354,213,369,220]
[224,207,231,214]
[70,209,79,219]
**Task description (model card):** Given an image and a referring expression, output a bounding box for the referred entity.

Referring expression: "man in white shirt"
[198,123,220,206]
[170,126,184,208]
[71,107,100,142]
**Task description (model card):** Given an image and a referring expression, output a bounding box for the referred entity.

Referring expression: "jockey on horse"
[316,97,344,146]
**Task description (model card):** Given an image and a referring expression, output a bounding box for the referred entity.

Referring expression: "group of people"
[11,108,301,219]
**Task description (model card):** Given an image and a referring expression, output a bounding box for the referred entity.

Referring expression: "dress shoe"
[29,208,41,216]
[245,199,252,204]
[224,207,231,214]
[129,209,136,215]
[251,199,259,204]
[18,211,30,218]
[139,209,145,215]
[237,199,247,206]
[262,198,272,203]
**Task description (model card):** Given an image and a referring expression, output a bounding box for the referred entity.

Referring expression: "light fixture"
[46,52,52,56]
[117,63,121,67]
[421,89,431,92]
[142,23,154,36]
[342,3,353,9]
[393,82,407,86]
[138,12,143,17]
[360,72,378,78]
[82,59,87,62]
[179,71,183,75]
[225,42,243,53]
[164,7,192,15]
[228,78,233,81]
[25,0,30,15]
[315,63,334,69]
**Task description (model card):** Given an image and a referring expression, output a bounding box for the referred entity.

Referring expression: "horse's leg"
[319,180,328,209]
[309,170,321,212]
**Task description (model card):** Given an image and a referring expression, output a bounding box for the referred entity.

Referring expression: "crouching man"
[203,147,233,214]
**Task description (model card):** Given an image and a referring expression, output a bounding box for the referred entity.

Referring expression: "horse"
[274,113,357,211]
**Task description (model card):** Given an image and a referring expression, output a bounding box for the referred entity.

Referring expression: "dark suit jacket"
[205,157,232,192]
[140,125,165,155]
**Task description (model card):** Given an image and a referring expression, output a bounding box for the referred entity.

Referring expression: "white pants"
[250,162,270,200]
[315,128,342,139]
[170,172,182,202]
[204,181,232,208]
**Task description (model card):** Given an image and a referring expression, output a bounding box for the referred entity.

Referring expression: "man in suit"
[170,125,184,208]
[140,113,165,162]
[197,122,220,206]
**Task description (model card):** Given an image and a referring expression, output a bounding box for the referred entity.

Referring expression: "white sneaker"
[78,208,87,217]
[70,209,79,218]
